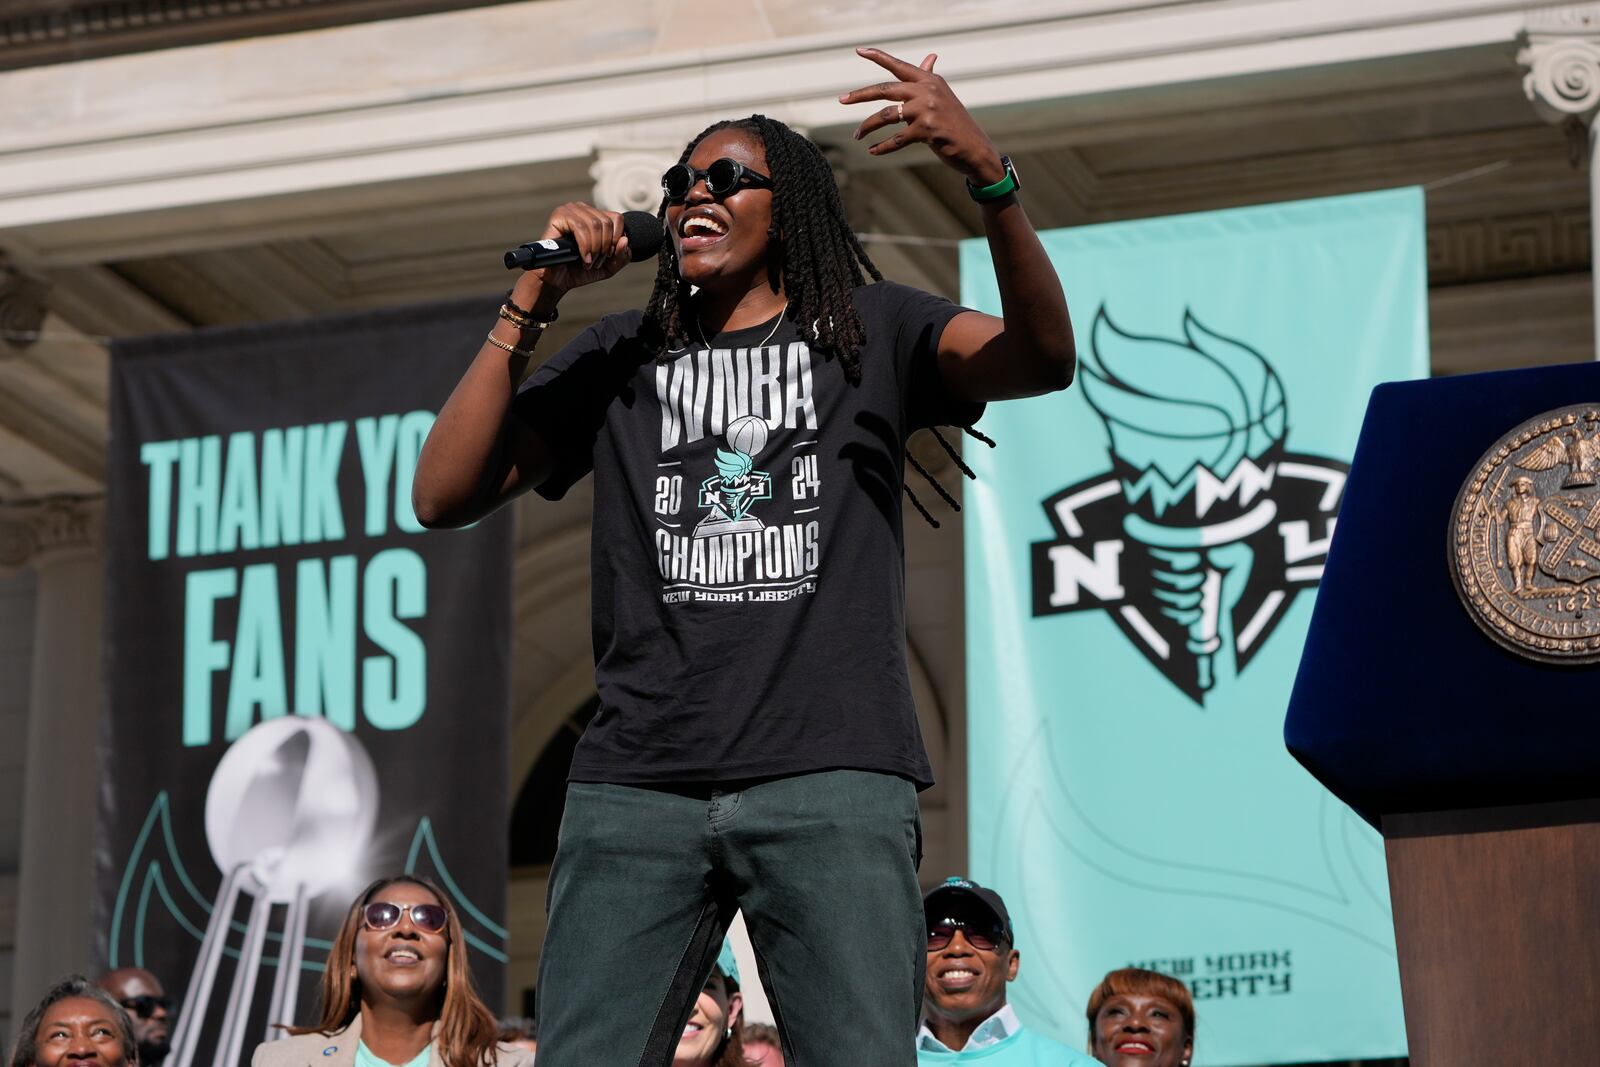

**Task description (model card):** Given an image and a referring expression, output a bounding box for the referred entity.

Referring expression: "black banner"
[97,296,513,1063]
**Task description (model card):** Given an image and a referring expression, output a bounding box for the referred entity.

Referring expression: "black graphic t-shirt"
[514,281,980,788]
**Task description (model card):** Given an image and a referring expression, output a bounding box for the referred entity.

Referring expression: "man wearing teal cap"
[917,878,1098,1065]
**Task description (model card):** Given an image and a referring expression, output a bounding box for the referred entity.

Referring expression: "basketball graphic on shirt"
[726,414,769,458]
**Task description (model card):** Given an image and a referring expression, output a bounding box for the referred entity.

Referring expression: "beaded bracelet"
[503,291,559,326]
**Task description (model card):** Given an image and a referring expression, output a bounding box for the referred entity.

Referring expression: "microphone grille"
[622,211,667,262]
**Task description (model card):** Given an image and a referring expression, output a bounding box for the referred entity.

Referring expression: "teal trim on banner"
[960,189,1425,1065]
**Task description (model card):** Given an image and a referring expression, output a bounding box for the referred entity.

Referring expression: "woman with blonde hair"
[252,875,533,1067]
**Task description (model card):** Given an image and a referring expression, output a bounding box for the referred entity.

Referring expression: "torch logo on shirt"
[1031,306,1349,704]
[695,414,774,537]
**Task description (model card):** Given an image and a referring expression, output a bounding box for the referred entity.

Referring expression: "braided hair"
[643,114,883,384]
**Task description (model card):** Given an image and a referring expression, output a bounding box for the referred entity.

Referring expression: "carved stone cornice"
[1527,3,1600,35]
[0,496,102,573]
[1427,207,1592,287]
[0,251,49,352]
[1521,5,1600,128]
[0,0,520,72]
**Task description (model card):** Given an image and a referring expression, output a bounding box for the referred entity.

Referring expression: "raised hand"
[839,46,1005,186]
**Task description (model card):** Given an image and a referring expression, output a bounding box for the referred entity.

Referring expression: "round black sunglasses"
[662,158,774,203]
[119,995,174,1019]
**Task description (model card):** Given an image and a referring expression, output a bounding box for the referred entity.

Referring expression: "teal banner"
[961,190,1426,1065]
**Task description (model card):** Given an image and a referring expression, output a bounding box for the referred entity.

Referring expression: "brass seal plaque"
[1451,404,1600,663]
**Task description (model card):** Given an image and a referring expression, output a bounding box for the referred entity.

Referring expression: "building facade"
[1,0,1596,1048]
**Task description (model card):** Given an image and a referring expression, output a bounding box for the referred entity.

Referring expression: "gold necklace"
[694,302,789,349]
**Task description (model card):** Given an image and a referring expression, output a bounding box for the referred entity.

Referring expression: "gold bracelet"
[485,331,536,358]
[499,303,553,330]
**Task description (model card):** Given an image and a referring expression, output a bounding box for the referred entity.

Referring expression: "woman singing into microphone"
[413,46,1074,1067]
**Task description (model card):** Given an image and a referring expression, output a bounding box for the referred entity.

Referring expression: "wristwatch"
[967,155,1020,203]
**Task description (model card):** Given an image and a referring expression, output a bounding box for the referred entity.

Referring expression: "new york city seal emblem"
[1451,404,1600,663]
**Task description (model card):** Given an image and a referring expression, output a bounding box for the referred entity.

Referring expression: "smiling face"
[1092,993,1192,1067]
[353,881,450,1008]
[921,901,1019,1032]
[672,971,742,1067]
[665,127,776,293]
[32,996,130,1067]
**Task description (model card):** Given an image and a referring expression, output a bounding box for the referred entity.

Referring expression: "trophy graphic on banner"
[166,717,379,1067]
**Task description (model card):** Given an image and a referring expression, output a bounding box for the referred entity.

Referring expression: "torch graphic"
[1080,307,1287,694]
[694,414,773,538]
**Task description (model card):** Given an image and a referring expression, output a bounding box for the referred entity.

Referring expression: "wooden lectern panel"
[1383,807,1600,1065]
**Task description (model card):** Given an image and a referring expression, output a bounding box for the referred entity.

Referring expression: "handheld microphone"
[504,211,665,270]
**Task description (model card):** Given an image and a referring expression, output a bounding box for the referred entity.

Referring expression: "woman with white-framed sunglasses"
[252,875,534,1067]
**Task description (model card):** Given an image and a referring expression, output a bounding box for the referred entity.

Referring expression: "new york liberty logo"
[1031,307,1348,703]
[695,414,774,537]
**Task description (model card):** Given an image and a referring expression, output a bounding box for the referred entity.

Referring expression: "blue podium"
[1285,362,1600,1065]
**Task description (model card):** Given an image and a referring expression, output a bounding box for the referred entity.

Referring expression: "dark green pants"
[534,769,924,1067]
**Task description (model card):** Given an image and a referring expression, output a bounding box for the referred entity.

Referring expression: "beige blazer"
[250,1014,536,1067]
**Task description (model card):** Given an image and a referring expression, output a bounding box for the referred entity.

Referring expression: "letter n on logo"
[1044,541,1125,608]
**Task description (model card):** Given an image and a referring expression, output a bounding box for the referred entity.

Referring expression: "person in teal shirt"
[916,878,1099,1066]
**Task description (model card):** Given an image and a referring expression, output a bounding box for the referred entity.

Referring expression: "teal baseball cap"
[714,939,740,988]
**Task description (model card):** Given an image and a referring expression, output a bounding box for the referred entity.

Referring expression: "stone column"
[1521,4,1600,358]
[590,147,681,215]
[3,497,104,1025]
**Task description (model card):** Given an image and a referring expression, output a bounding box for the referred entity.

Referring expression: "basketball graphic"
[726,414,769,457]
[205,716,378,901]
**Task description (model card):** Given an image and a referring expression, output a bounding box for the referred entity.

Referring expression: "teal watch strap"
[967,155,1020,203]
